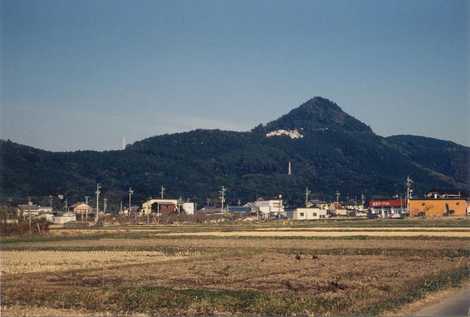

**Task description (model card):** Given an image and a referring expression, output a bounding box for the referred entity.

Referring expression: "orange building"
[408,199,468,217]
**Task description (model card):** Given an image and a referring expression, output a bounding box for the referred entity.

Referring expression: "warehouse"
[408,199,468,217]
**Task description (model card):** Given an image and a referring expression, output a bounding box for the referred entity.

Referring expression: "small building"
[368,199,407,218]
[142,199,178,215]
[253,198,285,219]
[71,202,94,216]
[182,202,195,215]
[335,208,350,217]
[327,202,353,217]
[38,213,55,223]
[17,204,52,217]
[53,212,76,224]
[142,199,195,215]
[408,199,467,217]
[293,208,328,220]
[121,206,139,215]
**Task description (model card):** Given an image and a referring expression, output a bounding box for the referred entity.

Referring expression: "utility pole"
[305,187,311,208]
[399,193,403,214]
[128,187,134,216]
[405,176,414,213]
[103,198,108,214]
[220,186,226,213]
[95,184,101,223]
[85,196,89,223]
[28,197,32,235]
[160,185,165,199]
[178,196,183,214]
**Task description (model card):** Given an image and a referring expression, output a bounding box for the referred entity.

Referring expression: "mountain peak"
[300,96,341,110]
[258,96,373,134]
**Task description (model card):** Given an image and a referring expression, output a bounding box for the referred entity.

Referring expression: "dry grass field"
[1,219,470,316]
[2,250,190,274]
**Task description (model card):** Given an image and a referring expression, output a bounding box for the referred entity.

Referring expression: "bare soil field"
[1,222,470,316]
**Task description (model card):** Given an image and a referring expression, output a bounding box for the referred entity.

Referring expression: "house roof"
[71,202,91,208]
[227,206,252,213]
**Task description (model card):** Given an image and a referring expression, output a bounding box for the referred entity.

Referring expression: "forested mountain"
[1,97,468,207]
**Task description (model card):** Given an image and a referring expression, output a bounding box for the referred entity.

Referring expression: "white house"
[182,202,195,215]
[253,198,285,218]
[293,208,328,220]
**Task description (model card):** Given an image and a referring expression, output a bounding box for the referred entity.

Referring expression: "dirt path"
[413,284,470,317]
[384,281,470,317]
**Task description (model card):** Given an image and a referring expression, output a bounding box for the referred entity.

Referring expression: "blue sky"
[1,0,469,151]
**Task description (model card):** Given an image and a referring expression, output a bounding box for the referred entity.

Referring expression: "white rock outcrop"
[266,129,304,139]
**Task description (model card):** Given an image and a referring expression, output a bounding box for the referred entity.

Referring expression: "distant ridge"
[1,96,469,205]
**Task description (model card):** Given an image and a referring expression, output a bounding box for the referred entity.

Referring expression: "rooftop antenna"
[160,185,165,199]
[288,161,292,176]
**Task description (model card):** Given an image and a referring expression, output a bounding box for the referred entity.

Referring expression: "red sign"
[368,199,405,208]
